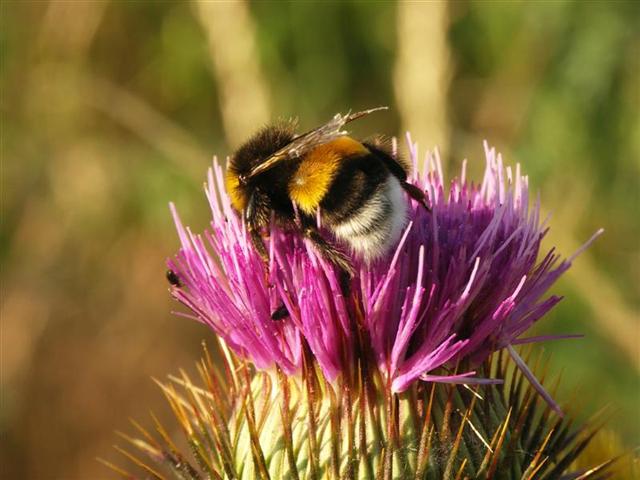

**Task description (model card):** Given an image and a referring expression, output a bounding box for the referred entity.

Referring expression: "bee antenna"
[344,106,389,124]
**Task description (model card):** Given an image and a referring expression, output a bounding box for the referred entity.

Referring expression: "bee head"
[226,123,296,212]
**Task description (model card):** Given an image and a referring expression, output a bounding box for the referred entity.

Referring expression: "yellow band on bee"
[289,137,368,214]
[226,170,246,212]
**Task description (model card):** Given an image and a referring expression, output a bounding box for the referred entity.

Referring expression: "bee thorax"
[332,176,408,262]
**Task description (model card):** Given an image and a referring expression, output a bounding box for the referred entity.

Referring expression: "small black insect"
[166,269,182,288]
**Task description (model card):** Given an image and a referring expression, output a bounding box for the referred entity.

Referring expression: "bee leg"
[248,224,270,263]
[338,268,352,298]
[245,192,290,320]
[302,224,355,298]
[271,304,289,321]
[245,190,271,261]
[302,226,354,276]
[247,224,288,320]
[402,182,431,212]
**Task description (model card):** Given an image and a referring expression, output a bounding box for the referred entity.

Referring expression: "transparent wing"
[246,106,388,179]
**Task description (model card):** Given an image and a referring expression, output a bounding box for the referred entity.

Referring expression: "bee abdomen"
[332,175,408,261]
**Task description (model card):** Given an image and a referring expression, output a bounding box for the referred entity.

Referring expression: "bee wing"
[247,106,388,179]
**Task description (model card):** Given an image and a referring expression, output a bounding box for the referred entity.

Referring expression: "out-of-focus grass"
[1,2,637,478]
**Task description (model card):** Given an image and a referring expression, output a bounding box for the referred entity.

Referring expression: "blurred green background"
[2,1,638,478]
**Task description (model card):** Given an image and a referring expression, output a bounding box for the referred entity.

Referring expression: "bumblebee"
[226,107,429,277]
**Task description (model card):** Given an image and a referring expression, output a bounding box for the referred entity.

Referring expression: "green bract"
[104,344,616,479]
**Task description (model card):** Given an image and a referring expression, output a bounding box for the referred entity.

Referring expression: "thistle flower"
[167,138,601,408]
[105,138,616,479]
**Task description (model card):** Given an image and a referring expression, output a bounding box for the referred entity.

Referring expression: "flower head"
[105,135,615,480]
[168,137,601,409]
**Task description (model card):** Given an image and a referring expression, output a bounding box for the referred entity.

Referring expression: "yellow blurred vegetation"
[1,1,638,478]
